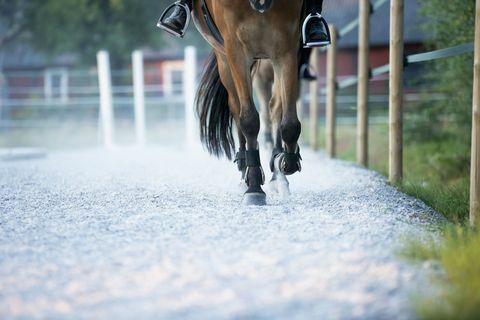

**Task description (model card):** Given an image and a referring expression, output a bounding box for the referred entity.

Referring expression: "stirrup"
[156,1,191,38]
[302,13,331,48]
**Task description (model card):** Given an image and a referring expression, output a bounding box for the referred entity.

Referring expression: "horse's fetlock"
[281,118,301,144]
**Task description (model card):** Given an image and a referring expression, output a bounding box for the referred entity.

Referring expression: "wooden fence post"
[389,0,404,184]
[326,26,338,158]
[470,0,480,225]
[357,0,371,167]
[310,48,319,151]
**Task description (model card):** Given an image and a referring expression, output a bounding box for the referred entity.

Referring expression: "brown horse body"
[193,0,304,204]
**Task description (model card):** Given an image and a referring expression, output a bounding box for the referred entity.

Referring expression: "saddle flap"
[249,0,273,13]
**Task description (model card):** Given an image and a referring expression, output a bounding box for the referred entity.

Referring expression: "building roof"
[324,0,427,48]
[0,42,77,71]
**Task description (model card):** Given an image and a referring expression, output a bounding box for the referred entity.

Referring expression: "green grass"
[401,181,470,224]
[401,227,480,320]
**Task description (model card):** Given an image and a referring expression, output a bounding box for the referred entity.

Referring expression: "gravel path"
[0,146,443,319]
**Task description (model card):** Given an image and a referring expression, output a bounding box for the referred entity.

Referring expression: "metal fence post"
[389,0,404,184]
[132,50,147,146]
[326,26,338,158]
[357,0,371,167]
[470,0,480,225]
[309,48,319,151]
[96,50,115,148]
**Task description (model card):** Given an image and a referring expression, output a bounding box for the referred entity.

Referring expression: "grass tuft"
[400,180,470,224]
[401,227,480,320]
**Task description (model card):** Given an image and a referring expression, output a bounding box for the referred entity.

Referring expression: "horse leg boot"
[234,126,247,183]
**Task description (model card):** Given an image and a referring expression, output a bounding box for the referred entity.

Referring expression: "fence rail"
[309,0,480,225]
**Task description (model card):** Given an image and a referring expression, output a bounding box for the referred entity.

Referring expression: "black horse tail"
[195,51,235,160]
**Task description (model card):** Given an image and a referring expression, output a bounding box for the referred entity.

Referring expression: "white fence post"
[97,50,115,148]
[184,46,197,147]
[132,50,147,146]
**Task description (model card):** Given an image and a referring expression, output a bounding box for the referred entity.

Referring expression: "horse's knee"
[281,117,301,145]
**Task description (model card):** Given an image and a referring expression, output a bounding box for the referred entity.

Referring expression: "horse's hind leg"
[216,54,248,183]
[272,52,302,175]
[253,61,274,148]
[268,80,291,197]
[226,49,266,205]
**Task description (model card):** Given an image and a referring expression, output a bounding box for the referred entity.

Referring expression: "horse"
[192,0,304,205]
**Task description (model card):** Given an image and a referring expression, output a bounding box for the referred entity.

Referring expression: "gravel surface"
[0,146,443,319]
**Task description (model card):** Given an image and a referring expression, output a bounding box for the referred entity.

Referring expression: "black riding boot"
[157,0,192,38]
[303,0,331,47]
[299,48,316,81]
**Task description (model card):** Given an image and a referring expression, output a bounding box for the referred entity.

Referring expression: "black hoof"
[242,192,267,206]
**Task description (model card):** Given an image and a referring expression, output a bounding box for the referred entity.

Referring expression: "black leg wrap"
[270,147,284,172]
[276,146,303,175]
[234,150,247,172]
[245,150,265,186]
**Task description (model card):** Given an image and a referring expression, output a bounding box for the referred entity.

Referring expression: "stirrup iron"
[156,1,191,38]
[302,13,331,48]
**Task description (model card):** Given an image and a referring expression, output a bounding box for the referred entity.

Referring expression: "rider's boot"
[299,48,316,81]
[157,1,191,38]
[303,1,331,48]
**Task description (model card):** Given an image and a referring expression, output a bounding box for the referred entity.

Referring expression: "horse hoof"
[242,192,267,206]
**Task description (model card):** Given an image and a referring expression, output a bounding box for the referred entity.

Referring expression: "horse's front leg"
[226,48,266,205]
[273,52,302,176]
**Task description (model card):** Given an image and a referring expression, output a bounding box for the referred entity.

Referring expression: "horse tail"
[196,51,235,160]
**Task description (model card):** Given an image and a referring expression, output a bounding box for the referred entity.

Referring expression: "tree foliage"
[1,0,185,65]
[405,0,476,179]
[0,0,28,48]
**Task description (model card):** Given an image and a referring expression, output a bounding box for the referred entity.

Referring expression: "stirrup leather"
[302,13,331,48]
[156,1,191,38]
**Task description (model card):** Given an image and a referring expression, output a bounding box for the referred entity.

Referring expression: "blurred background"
[0,0,475,220]
[0,0,209,148]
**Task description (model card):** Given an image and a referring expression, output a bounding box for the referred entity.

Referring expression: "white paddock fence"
[96,47,198,148]
[0,46,198,148]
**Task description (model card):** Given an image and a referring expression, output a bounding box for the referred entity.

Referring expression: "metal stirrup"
[302,13,331,48]
[157,1,191,38]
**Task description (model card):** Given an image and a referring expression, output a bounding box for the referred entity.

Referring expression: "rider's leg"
[299,47,316,81]
[303,0,330,47]
[307,0,323,12]
[158,0,192,38]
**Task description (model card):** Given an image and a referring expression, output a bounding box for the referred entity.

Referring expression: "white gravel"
[0,146,443,319]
